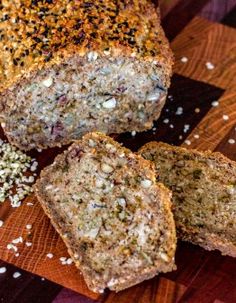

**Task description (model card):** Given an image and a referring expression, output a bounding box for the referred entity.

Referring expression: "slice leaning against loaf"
[0,0,173,151]
[34,132,176,293]
[139,142,236,257]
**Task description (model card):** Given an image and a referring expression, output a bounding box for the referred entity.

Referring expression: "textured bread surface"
[34,132,176,293]
[139,142,236,257]
[0,0,173,150]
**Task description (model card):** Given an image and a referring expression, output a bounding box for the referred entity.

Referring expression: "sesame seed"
[13,272,21,279]
[228,139,235,144]
[41,278,45,281]
[195,108,200,113]
[169,124,174,129]
[223,115,229,121]
[26,224,32,230]
[25,242,32,247]
[46,253,53,259]
[0,220,3,227]
[15,253,20,257]
[181,56,188,63]
[131,131,136,137]
[194,134,200,139]
[0,267,7,274]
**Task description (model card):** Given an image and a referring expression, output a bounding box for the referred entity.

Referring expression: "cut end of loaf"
[139,142,236,258]
[2,56,168,150]
[34,133,176,293]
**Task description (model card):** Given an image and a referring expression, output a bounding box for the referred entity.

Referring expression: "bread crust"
[0,1,173,94]
[139,141,236,258]
[34,133,177,293]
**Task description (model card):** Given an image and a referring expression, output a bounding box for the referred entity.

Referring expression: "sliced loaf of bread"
[34,133,176,293]
[139,142,236,257]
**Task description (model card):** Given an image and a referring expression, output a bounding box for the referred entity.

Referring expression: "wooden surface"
[0,2,236,303]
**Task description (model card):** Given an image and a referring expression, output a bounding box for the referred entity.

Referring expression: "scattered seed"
[195,108,200,113]
[12,236,23,244]
[176,107,183,115]
[25,242,32,247]
[194,134,200,139]
[13,272,21,279]
[169,124,174,129]
[211,101,219,107]
[46,253,53,259]
[131,131,136,137]
[228,139,235,144]
[26,224,32,230]
[181,56,188,63]
[185,140,191,145]
[206,62,215,70]
[223,115,229,121]
[163,118,169,124]
[0,267,6,274]
[0,220,3,227]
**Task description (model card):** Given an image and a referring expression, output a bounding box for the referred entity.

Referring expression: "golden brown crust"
[0,0,173,93]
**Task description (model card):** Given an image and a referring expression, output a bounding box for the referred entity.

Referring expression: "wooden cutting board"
[0,15,236,303]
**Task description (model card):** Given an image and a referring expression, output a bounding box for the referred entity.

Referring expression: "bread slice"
[34,133,176,293]
[139,142,236,257]
[0,0,173,151]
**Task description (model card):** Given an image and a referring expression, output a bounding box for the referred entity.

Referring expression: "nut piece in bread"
[34,133,176,293]
[0,1,173,150]
[139,142,236,257]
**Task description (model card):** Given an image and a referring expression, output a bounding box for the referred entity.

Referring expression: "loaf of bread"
[139,142,236,257]
[34,133,176,293]
[0,0,173,151]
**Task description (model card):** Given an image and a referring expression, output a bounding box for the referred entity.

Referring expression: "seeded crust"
[0,1,173,150]
[139,142,236,257]
[34,133,176,293]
